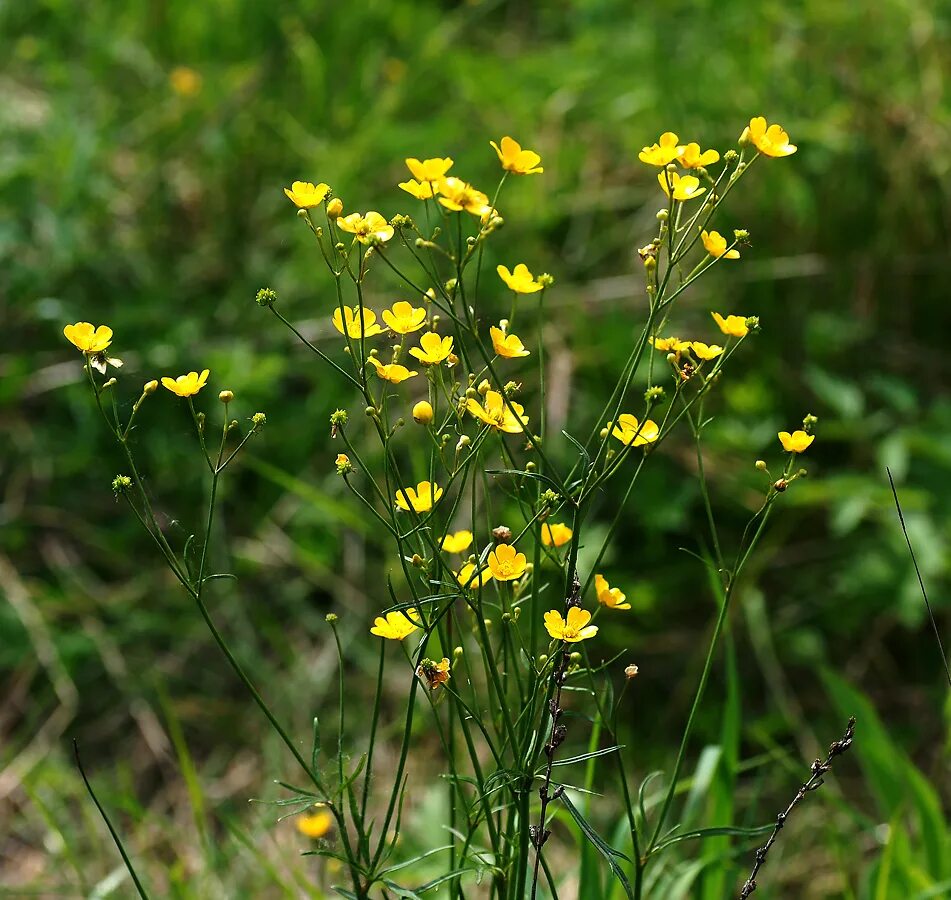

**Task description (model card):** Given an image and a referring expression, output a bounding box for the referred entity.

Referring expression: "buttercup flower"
[611,414,659,446]
[595,574,631,610]
[638,132,684,166]
[747,117,797,158]
[544,607,598,643]
[296,807,334,839]
[283,181,330,209]
[466,390,528,434]
[490,136,543,175]
[779,430,815,453]
[658,172,706,201]
[64,322,113,353]
[497,263,543,294]
[169,66,202,97]
[332,306,383,338]
[335,453,353,475]
[712,312,749,337]
[412,400,434,424]
[368,357,418,384]
[442,530,473,553]
[457,562,493,589]
[690,341,724,361]
[649,336,691,354]
[405,157,453,183]
[679,143,720,169]
[161,369,210,398]
[490,326,530,358]
[395,481,443,512]
[416,657,451,690]
[410,332,454,365]
[382,301,427,334]
[701,230,740,259]
[438,178,493,216]
[488,543,527,581]
[336,211,394,244]
[398,179,435,200]
[370,609,421,640]
[541,523,572,548]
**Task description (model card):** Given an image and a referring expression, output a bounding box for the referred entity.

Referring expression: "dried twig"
[739,716,856,899]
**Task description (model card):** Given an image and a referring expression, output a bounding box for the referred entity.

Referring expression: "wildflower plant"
[66,118,830,898]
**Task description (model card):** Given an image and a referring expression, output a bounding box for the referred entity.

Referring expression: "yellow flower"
[296,807,334,839]
[327,198,344,217]
[370,609,421,640]
[398,179,435,200]
[416,657,451,689]
[595,574,630,610]
[541,523,572,548]
[543,607,598,643]
[441,530,473,553]
[658,171,706,201]
[332,306,383,338]
[336,211,394,244]
[747,117,797,158]
[638,132,684,166]
[466,390,528,434]
[161,369,210,398]
[406,157,453,182]
[335,453,352,475]
[611,414,659,447]
[488,543,527,581]
[382,300,427,334]
[649,336,691,353]
[679,143,720,169]
[283,181,331,209]
[367,356,418,383]
[712,312,749,337]
[490,325,530,359]
[412,400,434,424]
[490,136,543,175]
[437,177,493,216]
[690,341,724,361]
[169,66,202,97]
[409,332,453,365]
[778,430,814,453]
[457,562,493,589]
[64,322,113,353]
[395,481,443,512]
[497,263,543,294]
[701,230,740,259]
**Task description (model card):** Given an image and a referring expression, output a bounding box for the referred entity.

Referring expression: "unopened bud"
[412,400,433,424]
[327,198,343,217]
[656,209,669,222]
[478,379,491,396]
[755,459,768,471]
[492,525,512,544]
[143,380,158,394]
[218,390,234,403]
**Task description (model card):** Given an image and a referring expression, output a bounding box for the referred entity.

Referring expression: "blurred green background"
[2,0,950,896]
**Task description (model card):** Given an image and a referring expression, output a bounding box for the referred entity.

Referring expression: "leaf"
[551,745,624,768]
[560,792,636,900]
[651,824,774,854]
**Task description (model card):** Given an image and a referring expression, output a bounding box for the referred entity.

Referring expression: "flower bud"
[477,379,491,396]
[738,126,751,146]
[724,149,738,162]
[412,400,434,425]
[755,459,768,471]
[665,163,677,173]
[218,390,234,403]
[326,198,343,217]
[453,646,464,660]
[656,209,669,222]
[492,525,513,544]
[802,413,818,432]
[102,377,117,390]
[411,553,425,568]
[335,453,353,475]
[456,435,470,452]
[143,380,158,394]
[445,278,457,292]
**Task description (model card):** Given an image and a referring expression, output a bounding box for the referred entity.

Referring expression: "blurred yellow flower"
[398,179,435,200]
[409,332,454,365]
[490,136,543,175]
[382,301,427,334]
[701,230,740,259]
[332,306,383,338]
[690,341,724,361]
[442,531,473,553]
[541,523,572,548]
[711,312,749,337]
[406,157,453,182]
[649,336,691,353]
[368,357,418,383]
[283,181,331,209]
[417,657,451,689]
[336,211,394,244]
[779,430,814,453]
[370,609,421,640]
[169,66,202,97]
[612,414,659,446]
[412,400,434,424]
[747,117,797,158]
[327,198,344,217]
[64,322,113,353]
[395,481,443,512]
[638,132,684,166]
[488,543,527,581]
[296,807,333,839]
[679,143,720,169]
[658,172,706,201]
[161,369,210,397]
[490,325,530,358]
[457,561,493,589]
[497,263,543,294]
[438,177,493,216]
[466,390,527,434]
[595,574,630,610]
[544,607,598,642]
